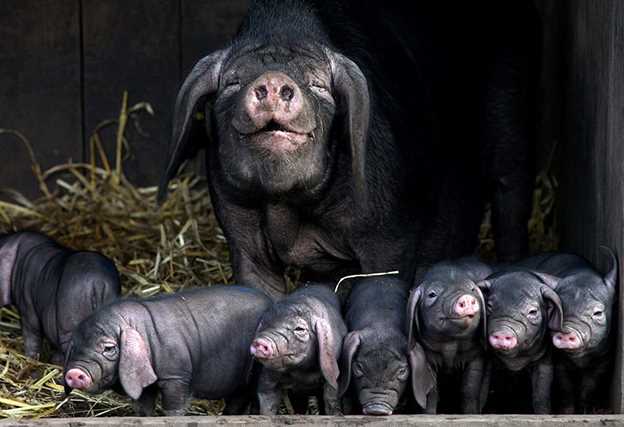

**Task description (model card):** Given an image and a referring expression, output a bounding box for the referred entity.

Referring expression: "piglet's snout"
[454,294,479,317]
[552,331,582,350]
[489,331,518,351]
[250,338,274,359]
[244,72,303,129]
[65,368,92,390]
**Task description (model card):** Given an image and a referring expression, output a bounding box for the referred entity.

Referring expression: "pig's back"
[145,286,271,398]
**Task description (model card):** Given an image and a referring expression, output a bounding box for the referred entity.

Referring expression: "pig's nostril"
[78,374,85,380]
[280,85,294,101]
[255,85,268,101]
[569,336,576,341]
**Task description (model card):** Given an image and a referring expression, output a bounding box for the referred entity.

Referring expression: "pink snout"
[489,331,518,351]
[65,368,92,390]
[454,294,479,317]
[250,338,274,360]
[552,331,583,350]
[244,72,304,129]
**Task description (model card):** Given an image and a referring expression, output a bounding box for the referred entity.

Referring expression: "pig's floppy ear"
[531,271,560,290]
[406,286,422,349]
[408,341,436,410]
[540,285,564,332]
[338,331,360,397]
[327,50,370,207]
[314,318,341,390]
[474,283,488,342]
[119,327,157,400]
[158,48,230,204]
[601,245,618,295]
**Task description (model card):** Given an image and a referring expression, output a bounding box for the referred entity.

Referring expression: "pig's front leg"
[159,380,191,416]
[554,363,575,414]
[323,382,342,415]
[223,392,251,415]
[530,359,553,414]
[257,369,282,415]
[134,384,159,416]
[425,386,439,414]
[22,322,43,361]
[461,356,485,413]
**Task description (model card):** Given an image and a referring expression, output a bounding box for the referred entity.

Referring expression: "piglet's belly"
[190,362,248,399]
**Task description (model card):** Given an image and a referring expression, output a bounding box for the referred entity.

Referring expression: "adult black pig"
[511,249,617,413]
[0,231,120,364]
[64,286,272,416]
[158,0,538,298]
[339,276,414,415]
[406,258,491,414]
[251,284,346,414]
[480,271,563,413]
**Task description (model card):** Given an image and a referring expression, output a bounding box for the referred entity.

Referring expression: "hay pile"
[0,93,558,419]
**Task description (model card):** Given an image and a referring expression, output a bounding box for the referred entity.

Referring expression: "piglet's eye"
[528,308,538,316]
[593,310,604,317]
[294,326,306,332]
[427,291,437,298]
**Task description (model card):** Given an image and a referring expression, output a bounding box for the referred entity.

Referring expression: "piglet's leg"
[22,323,43,361]
[579,365,606,414]
[323,382,343,415]
[554,363,576,414]
[257,369,282,415]
[223,393,251,415]
[425,387,439,414]
[530,360,553,414]
[160,380,191,416]
[461,357,485,413]
[134,384,158,416]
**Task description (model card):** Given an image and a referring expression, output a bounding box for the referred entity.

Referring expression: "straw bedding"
[0,94,558,419]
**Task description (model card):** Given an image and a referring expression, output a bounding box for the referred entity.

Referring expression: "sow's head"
[158,8,369,203]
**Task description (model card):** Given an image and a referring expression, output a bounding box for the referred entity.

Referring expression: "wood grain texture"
[82,0,180,187]
[560,0,624,412]
[0,0,82,197]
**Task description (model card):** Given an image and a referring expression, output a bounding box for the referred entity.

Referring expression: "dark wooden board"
[0,0,82,197]
[181,0,249,76]
[82,0,180,187]
[559,0,624,412]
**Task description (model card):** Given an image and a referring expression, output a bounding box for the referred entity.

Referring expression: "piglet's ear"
[119,327,157,400]
[338,331,360,397]
[541,286,564,332]
[406,287,422,349]
[314,319,341,390]
[531,272,560,290]
[408,341,436,410]
[601,246,618,294]
[474,284,488,342]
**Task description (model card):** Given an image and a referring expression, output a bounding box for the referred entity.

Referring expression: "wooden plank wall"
[559,0,624,412]
[0,0,249,196]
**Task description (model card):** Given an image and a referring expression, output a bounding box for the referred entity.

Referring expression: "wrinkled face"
[418,279,482,339]
[213,43,337,196]
[351,346,409,415]
[486,278,548,357]
[63,317,120,394]
[552,278,613,357]
[251,307,316,372]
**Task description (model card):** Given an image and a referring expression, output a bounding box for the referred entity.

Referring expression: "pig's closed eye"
[527,308,539,316]
[593,310,604,317]
[102,344,118,359]
[353,362,364,377]
[396,366,409,380]
[427,291,437,299]
[294,326,308,338]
